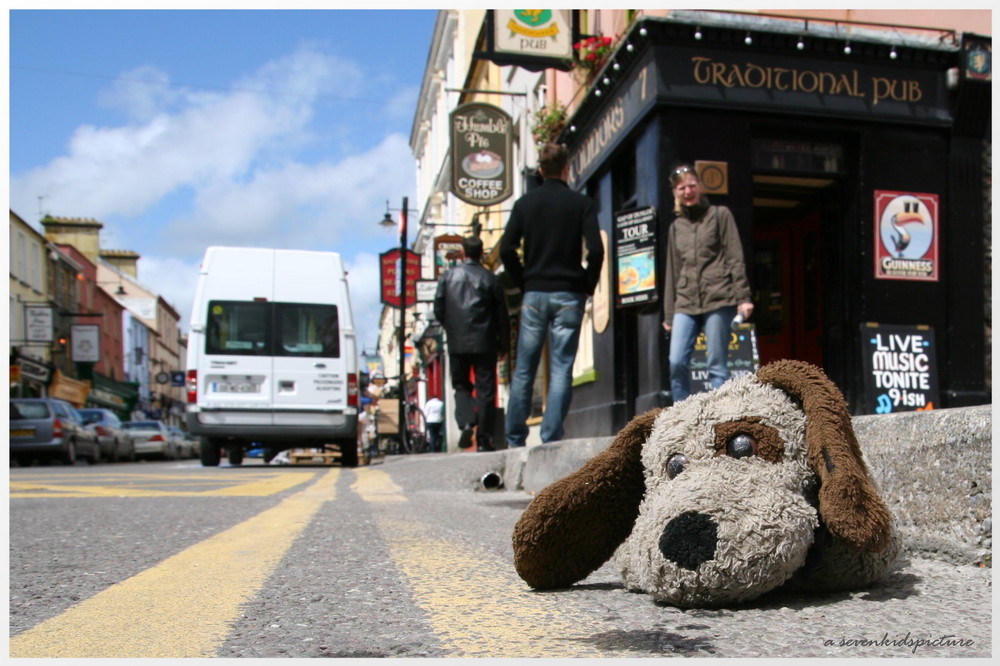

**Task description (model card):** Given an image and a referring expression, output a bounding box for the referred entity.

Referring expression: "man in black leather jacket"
[433,236,510,451]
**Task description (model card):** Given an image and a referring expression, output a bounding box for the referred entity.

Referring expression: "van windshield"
[205,300,339,358]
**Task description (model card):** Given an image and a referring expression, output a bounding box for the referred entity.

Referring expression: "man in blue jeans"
[500,143,604,446]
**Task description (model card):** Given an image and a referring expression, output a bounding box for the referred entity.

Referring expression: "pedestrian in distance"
[433,235,510,452]
[500,143,605,446]
[661,163,754,403]
[423,394,444,453]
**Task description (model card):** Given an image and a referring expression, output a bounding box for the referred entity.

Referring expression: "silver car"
[169,426,198,459]
[122,420,180,460]
[79,408,135,462]
[9,398,100,466]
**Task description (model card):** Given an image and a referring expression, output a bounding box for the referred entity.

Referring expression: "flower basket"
[531,103,568,146]
[573,34,617,77]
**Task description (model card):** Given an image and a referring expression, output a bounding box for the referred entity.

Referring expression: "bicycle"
[375,399,427,455]
[401,401,427,454]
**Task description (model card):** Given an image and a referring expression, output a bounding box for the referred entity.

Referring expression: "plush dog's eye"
[667,453,688,479]
[726,434,758,459]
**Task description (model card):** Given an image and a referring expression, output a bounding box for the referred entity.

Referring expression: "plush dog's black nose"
[659,511,718,570]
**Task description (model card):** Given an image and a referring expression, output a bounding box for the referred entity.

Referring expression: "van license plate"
[10,428,34,437]
[211,381,260,394]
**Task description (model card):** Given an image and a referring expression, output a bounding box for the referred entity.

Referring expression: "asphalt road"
[7,455,992,658]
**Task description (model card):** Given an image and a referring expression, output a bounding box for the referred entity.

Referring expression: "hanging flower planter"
[531,103,568,146]
[572,34,617,80]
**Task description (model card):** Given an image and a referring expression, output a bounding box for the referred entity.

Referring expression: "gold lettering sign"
[689,56,924,106]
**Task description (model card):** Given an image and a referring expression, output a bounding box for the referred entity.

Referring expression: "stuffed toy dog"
[512,360,899,607]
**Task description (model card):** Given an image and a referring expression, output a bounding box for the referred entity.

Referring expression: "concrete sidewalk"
[426,404,992,567]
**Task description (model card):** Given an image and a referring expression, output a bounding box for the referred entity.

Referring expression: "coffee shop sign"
[450,103,513,206]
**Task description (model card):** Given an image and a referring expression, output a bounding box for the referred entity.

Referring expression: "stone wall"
[854,405,992,566]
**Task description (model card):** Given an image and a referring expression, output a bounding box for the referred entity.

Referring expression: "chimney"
[40,215,102,263]
[99,249,141,279]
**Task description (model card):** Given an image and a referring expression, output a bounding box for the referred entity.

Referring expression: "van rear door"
[200,300,273,421]
[270,251,348,419]
[197,248,275,424]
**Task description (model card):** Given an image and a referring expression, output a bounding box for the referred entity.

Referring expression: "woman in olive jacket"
[662,165,754,402]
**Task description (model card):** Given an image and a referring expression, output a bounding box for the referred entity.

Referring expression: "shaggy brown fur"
[757,360,892,551]
[512,408,661,589]
[512,360,896,604]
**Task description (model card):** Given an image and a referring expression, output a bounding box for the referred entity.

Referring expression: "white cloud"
[135,254,202,331]
[166,132,415,251]
[344,251,384,354]
[10,44,364,223]
[10,42,417,360]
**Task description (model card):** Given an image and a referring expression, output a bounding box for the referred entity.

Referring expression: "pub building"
[551,15,990,436]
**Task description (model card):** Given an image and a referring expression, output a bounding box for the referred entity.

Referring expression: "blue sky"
[8,7,439,352]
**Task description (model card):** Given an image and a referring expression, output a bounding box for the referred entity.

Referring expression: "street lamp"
[380,196,417,452]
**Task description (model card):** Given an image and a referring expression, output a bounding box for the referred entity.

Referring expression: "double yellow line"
[12,467,608,658]
[10,469,339,658]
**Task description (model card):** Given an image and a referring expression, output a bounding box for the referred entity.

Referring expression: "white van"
[185,247,359,466]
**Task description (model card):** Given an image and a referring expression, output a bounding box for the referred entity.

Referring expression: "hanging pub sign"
[25,306,53,342]
[450,102,513,207]
[71,324,100,363]
[477,10,576,72]
[434,234,465,278]
[874,190,940,281]
[613,206,658,307]
[379,248,420,308]
[687,325,760,395]
[860,323,939,414]
[962,36,992,81]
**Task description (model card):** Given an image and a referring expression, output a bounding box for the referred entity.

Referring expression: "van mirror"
[191,324,205,333]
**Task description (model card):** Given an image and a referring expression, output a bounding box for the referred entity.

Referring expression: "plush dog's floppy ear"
[512,408,661,589]
[756,360,892,552]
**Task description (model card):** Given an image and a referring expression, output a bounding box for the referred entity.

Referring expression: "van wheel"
[200,437,221,467]
[339,441,359,468]
[228,446,244,466]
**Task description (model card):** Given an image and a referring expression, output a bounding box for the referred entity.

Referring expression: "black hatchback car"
[9,398,101,465]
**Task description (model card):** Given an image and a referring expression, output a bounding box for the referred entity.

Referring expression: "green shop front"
[85,372,140,421]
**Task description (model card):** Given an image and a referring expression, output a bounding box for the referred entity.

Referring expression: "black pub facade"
[557,15,991,435]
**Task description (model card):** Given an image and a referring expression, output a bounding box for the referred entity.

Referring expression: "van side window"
[275,304,340,358]
[206,301,271,356]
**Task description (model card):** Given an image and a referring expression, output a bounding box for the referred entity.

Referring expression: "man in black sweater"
[434,235,510,451]
[500,143,604,446]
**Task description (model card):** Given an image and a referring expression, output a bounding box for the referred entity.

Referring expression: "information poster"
[687,324,760,394]
[614,206,658,307]
[860,323,939,414]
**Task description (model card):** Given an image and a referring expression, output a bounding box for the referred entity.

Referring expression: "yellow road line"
[352,468,607,658]
[9,469,338,658]
[350,467,407,503]
[9,471,311,498]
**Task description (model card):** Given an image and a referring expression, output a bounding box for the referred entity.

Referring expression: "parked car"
[169,426,198,459]
[122,420,180,460]
[9,398,101,466]
[79,408,135,462]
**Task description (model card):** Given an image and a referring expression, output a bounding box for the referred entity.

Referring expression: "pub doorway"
[751,175,837,368]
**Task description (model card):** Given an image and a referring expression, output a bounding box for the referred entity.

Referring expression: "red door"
[753,212,824,367]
